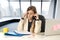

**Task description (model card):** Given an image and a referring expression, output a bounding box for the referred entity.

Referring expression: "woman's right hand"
[22,12,28,19]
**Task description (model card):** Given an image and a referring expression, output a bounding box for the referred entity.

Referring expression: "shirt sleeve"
[34,20,41,34]
[17,19,24,32]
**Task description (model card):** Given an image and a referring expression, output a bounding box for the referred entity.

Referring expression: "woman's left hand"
[34,14,39,19]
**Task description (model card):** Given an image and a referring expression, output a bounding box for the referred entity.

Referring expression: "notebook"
[4,31,30,37]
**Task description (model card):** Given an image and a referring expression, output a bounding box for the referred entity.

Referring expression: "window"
[0,0,56,19]
[0,0,9,17]
[42,2,51,19]
[32,2,41,14]
[10,2,20,17]
[0,0,20,18]
[21,2,30,16]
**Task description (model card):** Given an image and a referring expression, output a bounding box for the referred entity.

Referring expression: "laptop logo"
[52,24,60,31]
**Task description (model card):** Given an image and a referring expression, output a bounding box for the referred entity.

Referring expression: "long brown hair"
[27,6,37,33]
[27,6,37,14]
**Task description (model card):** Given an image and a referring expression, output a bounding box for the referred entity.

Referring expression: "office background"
[0,0,60,19]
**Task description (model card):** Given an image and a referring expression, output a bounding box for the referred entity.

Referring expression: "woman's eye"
[27,13,29,14]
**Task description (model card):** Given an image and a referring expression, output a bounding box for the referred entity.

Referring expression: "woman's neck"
[28,19,32,22]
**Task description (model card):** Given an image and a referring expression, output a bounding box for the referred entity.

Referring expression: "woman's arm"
[34,20,41,34]
[30,20,35,33]
[30,20,41,36]
[17,19,24,32]
[17,13,28,32]
[30,14,41,34]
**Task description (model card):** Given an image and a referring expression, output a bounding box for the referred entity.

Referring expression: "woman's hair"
[27,6,37,14]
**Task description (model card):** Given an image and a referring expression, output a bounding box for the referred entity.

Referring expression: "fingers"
[34,14,39,19]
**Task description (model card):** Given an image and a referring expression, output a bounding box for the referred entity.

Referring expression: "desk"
[0,32,60,40]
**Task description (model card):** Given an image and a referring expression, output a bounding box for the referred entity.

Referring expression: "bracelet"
[21,18,24,20]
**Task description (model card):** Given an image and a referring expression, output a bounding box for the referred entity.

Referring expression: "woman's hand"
[34,14,39,19]
[22,12,28,19]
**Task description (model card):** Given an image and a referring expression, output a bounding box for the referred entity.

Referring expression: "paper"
[14,30,31,34]
[4,31,30,37]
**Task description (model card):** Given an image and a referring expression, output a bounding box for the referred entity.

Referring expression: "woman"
[17,6,42,35]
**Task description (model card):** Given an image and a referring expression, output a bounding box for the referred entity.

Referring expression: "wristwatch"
[21,18,24,20]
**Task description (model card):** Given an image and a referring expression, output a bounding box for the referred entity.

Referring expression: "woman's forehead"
[28,10,34,13]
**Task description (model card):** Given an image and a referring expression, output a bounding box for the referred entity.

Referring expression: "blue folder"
[4,31,30,37]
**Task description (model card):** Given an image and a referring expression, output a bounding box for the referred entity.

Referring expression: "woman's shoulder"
[38,14,45,20]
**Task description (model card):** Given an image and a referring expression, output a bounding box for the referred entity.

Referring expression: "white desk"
[0,32,60,40]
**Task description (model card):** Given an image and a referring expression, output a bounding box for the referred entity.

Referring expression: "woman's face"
[27,10,35,20]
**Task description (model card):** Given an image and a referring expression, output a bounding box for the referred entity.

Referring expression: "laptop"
[45,19,60,35]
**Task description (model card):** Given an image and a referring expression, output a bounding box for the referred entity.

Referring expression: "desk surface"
[0,32,60,40]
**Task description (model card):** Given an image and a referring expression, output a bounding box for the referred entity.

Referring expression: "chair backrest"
[39,15,45,32]
[0,19,20,27]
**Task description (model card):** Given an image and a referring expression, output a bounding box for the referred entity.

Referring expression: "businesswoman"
[17,6,45,35]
